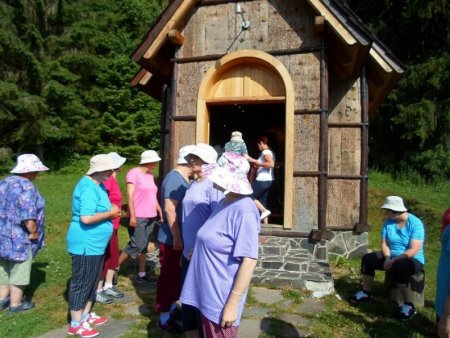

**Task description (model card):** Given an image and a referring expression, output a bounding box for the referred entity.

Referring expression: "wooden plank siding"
[168,0,364,232]
[178,1,320,58]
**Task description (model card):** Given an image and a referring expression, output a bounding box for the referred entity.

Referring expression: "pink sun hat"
[202,152,252,195]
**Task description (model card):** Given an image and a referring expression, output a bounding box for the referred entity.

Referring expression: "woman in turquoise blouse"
[66,154,121,338]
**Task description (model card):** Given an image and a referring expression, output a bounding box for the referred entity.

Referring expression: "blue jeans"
[251,180,273,207]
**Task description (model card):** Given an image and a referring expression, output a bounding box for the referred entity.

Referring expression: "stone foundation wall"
[327,231,368,259]
[259,230,368,264]
[255,231,368,294]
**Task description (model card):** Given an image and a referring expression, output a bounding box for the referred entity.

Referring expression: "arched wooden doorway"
[196,50,294,229]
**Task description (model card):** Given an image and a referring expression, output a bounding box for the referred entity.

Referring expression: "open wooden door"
[196,50,294,229]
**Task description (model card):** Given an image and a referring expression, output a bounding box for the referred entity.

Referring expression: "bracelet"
[231,290,244,296]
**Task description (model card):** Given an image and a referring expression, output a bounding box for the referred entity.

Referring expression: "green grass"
[0,169,448,337]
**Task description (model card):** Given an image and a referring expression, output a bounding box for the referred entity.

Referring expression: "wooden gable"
[131,0,404,116]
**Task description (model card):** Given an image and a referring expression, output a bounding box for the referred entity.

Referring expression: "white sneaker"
[260,210,271,220]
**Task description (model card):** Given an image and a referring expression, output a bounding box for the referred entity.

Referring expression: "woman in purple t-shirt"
[181,143,223,337]
[180,152,260,338]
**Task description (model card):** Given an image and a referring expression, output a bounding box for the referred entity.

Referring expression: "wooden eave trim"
[371,40,405,74]
[130,69,164,101]
[167,29,185,46]
[366,48,404,115]
[139,71,152,85]
[131,0,184,61]
[130,68,148,87]
[306,0,357,46]
[369,48,393,73]
[143,0,198,60]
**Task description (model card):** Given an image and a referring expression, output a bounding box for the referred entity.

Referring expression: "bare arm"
[384,238,423,270]
[127,183,137,227]
[156,200,163,222]
[400,239,423,259]
[24,219,38,240]
[221,257,257,327]
[381,238,393,270]
[164,198,183,251]
[381,238,391,258]
[80,205,120,225]
[249,153,274,169]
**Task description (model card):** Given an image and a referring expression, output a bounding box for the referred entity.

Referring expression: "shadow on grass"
[333,275,437,337]
[260,317,304,337]
[120,257,185,337]
[28,261,47,300]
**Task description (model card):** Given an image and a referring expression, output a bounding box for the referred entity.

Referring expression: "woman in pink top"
[118,150,163,284]
[95,152,127,304]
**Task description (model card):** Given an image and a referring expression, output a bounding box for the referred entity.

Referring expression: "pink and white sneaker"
[68,321,99,337]
[86,312,108,326]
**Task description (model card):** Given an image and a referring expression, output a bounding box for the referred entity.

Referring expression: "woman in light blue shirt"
[66,154,121,337]
[350,196,425,321]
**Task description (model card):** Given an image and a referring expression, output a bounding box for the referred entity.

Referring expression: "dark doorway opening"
[208,102,285,225]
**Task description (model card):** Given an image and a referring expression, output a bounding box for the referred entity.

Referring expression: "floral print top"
[0,175,45,261]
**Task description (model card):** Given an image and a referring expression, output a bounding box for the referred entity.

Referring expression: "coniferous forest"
[0,0,167,168]
[0,0,449,180]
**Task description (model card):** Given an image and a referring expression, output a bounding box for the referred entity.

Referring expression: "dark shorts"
[123,217,157,258]
[251,180,273,206]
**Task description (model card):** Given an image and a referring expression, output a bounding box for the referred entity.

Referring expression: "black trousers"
[361,251,423,285]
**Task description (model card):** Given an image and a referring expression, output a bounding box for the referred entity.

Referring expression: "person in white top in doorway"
[246,135,275,224]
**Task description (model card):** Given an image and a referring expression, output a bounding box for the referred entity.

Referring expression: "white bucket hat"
[202,152,252,195]
[86,154,116,175]
[140,150,161,164]
[177,145,196,164]
[230,131,243,142]
[380,196,407,212]
[107,152,126,169]
[10,154,49,174]
[186,143,218,164]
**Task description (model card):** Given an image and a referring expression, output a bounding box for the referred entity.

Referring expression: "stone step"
[252,259,334,297]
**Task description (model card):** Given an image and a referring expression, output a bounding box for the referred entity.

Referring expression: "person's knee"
[361,253,378,276]
[361,253,374,267]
